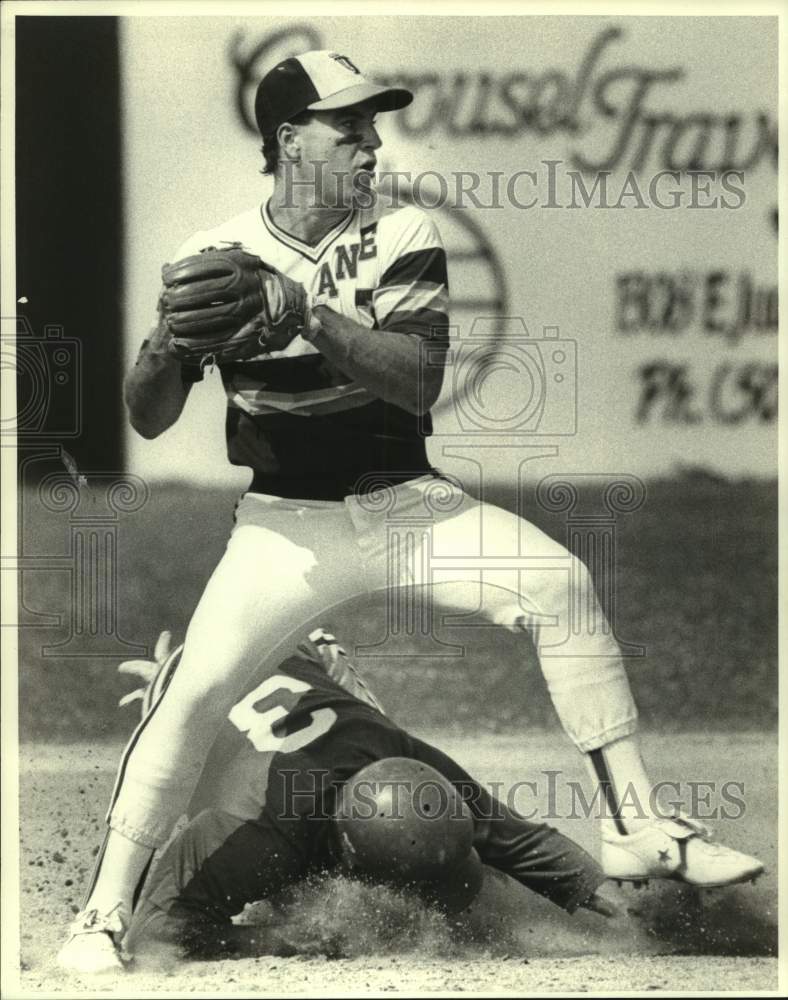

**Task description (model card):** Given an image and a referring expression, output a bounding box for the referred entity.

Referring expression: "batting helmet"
[333,757,483,909]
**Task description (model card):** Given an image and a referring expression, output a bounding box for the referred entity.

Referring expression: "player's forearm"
[308,305,446,415]
[124,322,192,439]
[476,811,605,913]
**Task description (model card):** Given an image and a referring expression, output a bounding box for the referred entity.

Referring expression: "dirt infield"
[12,731,778,995]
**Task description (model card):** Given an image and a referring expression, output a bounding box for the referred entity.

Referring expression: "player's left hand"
[117,630,173,707]
[161,244,311,364]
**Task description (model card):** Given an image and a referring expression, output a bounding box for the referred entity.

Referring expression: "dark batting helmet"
[333,757,483,911]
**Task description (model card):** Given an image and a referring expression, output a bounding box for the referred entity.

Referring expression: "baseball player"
[58,49,763,973]
[115,630,614,965]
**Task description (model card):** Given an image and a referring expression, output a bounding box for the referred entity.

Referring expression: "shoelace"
[670,816,713,840]
[75,902,124,936]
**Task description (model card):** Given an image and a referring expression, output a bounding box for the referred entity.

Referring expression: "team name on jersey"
[316,223,378,298]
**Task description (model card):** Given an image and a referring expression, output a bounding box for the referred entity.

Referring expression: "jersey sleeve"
[372,206,450,341]
[295,629,386,715]
[474,811,605,914]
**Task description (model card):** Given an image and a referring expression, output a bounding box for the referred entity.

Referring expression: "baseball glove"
[160,243,311,364]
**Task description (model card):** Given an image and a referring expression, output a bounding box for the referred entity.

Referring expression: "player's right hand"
[117,630,173,707]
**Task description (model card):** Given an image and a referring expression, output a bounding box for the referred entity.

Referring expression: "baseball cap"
[255,49,413,138]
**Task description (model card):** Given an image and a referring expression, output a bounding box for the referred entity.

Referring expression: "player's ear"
[277,122,301,165]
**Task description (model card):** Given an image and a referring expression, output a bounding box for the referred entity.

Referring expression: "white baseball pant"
[109,474,638,846]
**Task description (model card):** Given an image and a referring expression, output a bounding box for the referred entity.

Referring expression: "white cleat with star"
[601,816,764,888]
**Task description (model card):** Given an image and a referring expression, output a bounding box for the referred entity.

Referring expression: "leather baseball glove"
[160,243,311,365]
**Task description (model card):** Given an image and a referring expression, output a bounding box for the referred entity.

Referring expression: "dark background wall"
[15,16,123,475]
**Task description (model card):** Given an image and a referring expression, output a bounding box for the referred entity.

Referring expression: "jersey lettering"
[335,243,360,280]
[317,263,339,298]
[319,232,377,297]
[228,674,338,753]
[359,223,377,260]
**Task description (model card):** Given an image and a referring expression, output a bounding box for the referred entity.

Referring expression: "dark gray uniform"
[129,637,604,958]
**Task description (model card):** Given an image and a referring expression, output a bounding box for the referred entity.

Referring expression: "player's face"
[297,102,382,208]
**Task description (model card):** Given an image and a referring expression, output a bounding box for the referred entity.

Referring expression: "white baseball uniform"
[109,199,637,848]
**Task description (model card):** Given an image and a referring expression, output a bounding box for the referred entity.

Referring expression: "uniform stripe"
[82,833,110,905]
[132,855,155,910]
[306,628,386,714]
[229,391,374,418]
[223,354,350,393]
[86,645,185,903]
[105,645,185,822]
[380,308,451,339]
[229,383,374,416]
[142,644,184,718]
[380,247,448,288]
[588,748,628,835]
[373,281,449,325]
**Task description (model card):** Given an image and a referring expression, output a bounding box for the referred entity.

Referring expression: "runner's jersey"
[141,631,403,829]
[174,201,450,498]
[139,632,604,912]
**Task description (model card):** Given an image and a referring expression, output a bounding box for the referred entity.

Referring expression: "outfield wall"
[17,477,778,740]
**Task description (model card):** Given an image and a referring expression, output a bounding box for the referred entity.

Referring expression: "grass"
[15,476,777,741]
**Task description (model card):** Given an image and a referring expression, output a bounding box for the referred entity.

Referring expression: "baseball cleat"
[601,817,764,888]
[57,903,128,974]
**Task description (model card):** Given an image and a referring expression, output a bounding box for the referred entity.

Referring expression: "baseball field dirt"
[13,731,778,995]
[11,478,779,994]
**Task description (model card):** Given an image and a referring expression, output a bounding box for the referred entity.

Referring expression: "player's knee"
[539,553,595,614]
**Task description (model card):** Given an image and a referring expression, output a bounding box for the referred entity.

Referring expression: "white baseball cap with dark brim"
[255,49,413,137]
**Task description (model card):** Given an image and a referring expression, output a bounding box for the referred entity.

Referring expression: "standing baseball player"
[58,49,762,973]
